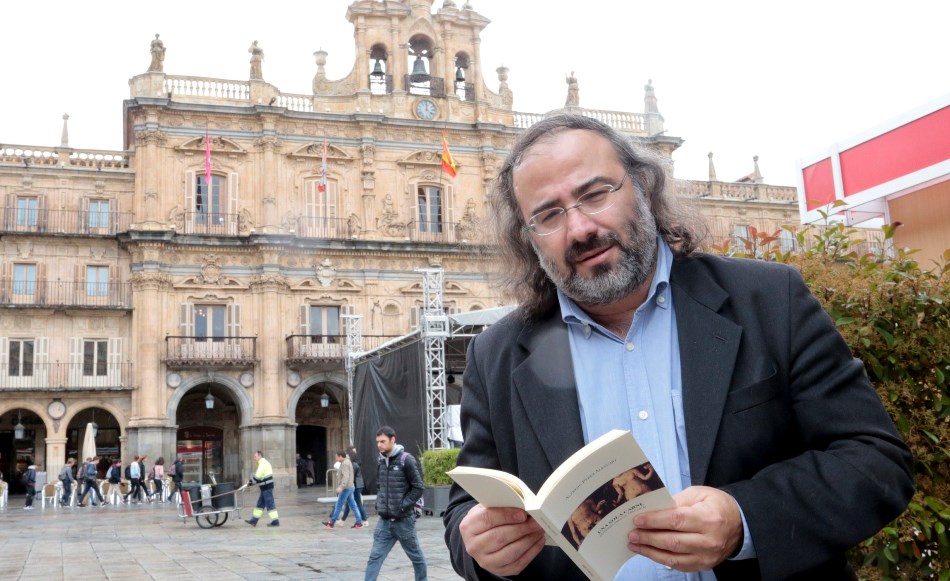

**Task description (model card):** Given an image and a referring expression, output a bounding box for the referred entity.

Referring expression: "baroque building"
[0,0,810,491]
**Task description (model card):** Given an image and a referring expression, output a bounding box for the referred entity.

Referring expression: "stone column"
[130,267,171,426]
[133,122,166,229]
[251,259,288,421]
[242,422,296,492]
[257,135,281,233]
[45,436,67,482]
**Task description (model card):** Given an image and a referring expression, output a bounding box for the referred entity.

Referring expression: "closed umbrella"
[81,423,97,462]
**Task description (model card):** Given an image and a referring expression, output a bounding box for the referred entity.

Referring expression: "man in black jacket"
[364,426,427,581]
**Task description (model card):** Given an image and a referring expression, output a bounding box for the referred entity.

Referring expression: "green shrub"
[717,214,950,580]
[421,447,460,487]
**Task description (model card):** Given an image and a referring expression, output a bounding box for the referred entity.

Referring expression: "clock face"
[48,400,67,420]
[240,372,255,388]
[415,99,437,120]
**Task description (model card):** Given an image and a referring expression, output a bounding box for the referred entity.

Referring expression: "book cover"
[448,429,675,581]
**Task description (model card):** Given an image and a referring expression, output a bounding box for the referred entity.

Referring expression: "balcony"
[0,281,132,309]
[406,221,484,244]
[404,74,445,98]
[286,334,406,366]
[0,207,132,236]
[165,336,256,368]
[180,211,239,236]
[0,362,133,391]
[295,216,357,240]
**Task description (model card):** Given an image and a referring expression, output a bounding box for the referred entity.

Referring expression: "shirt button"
[638,410,649,420]
[583,325,591,338]
[625,342,634,352]
[657,295,666,304]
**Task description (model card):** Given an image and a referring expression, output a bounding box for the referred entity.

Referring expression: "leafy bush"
[716,214,950,580]
[421,447,460,487]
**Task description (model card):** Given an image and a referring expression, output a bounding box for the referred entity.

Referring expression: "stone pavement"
[0,487,463,580]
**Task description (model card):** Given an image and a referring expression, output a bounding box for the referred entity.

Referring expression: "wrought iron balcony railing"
[0,281,132,308]
[295,216,358,240]
[286,334,407,364]
[0,362,133,391]
[0,207,133,236]
[179,211,239,236]
[164,336,256,367]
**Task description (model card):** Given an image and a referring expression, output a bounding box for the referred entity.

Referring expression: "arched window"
[407,36,443,97]
[454,53,472,102]
[185,170,238,235]
[369,44,390,95]
[302,178,340,238]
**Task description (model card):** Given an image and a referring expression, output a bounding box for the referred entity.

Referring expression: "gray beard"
[535,197,659,307]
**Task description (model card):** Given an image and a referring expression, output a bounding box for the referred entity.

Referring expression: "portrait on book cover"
[561,462,663,550]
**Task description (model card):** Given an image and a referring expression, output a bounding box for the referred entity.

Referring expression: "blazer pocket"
[727,366,781,413]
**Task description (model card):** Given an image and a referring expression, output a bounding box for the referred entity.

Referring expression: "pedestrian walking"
[124,455,144,504]
[59,458,77,507]
[341,446,368,525]
[23,460,37,510]
[245,451,280,527]
[170,456,184,503]
[151,457,166,502]
[323,451,365,529]
[365,426,427,581]
[78,456,106,507]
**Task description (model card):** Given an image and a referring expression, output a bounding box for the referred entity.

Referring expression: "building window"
[309,305,341,342]
[8,339,34,377]
[733,224,750,249]
[195,304,227,340]
[88,200,110,229]
[86,266,109,296]
[17,197,39,226]
[83,339,108,376]
[778,229,796,252]
[303,179,339,235]
[13,264,36,295]
[195,175,225,224]
[417,185,443,233]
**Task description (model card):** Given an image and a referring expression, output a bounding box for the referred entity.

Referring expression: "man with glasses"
[443,114,913,580]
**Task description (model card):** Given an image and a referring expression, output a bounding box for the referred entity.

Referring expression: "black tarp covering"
[353,340,426,495]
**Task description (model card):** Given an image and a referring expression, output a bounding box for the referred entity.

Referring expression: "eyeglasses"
[524,173,629,236]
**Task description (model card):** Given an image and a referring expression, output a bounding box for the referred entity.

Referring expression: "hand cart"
[177,483,249,528]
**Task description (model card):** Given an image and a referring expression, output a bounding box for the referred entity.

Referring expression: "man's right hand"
[458,504,546,577]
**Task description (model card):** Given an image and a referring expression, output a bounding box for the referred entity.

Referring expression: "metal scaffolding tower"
[419,268,448,449]
[342,313,363,447]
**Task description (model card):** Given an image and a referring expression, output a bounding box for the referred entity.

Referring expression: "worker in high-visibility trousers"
[245,450,279,527]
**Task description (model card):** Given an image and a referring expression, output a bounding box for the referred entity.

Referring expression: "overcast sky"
[2,1,947,186]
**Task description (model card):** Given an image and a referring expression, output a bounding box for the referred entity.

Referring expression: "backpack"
[167,463,176,477]
[147,467,156,480]
[85,463,97,479]
[124,464,132,480]
[109,465,121,483]
[398,452,426,519]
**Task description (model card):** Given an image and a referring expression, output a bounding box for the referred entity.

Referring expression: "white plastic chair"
[41,483,57,508]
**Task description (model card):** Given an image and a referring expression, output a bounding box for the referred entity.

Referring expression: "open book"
[447,429,675,581]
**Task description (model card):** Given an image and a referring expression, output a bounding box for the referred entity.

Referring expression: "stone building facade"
[0,0,812,491]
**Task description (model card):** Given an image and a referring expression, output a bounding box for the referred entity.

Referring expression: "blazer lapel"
[512,313,586,472]
[671,259,742,485]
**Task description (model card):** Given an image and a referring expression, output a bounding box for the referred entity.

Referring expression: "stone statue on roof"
[249,41,264,80]
[148,34,165,72]
[565,71,579,107]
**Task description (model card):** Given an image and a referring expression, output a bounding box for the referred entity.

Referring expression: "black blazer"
[444,253,913,580]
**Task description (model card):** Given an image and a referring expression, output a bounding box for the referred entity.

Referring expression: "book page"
[534,430,676,581]
[446,466,533,510]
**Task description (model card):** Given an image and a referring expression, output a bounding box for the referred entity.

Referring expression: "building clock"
[48,399,67,420]
[415,98,437,120]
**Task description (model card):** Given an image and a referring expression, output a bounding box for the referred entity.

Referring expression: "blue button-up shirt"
[559,238,753,580]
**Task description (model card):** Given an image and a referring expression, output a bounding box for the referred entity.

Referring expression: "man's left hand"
[336,486,342,494]
[628,486,742,572]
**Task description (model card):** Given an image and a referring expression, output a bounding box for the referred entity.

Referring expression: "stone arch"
[167,372,253,427]
[287,370,348,419]
[60,401,128,436]
[0,401,51,434]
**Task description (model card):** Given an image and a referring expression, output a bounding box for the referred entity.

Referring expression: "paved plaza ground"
[0,487,463,580]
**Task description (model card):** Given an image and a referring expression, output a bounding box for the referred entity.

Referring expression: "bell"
[411,55,428,76]
[371,59,384,78]
[455,66,465,82]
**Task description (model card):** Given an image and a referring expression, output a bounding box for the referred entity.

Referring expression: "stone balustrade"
[276,93,313,112]
[514,109,647,134]
[674,179,798,205]
[0,146,128,169]
[163,76,251,102]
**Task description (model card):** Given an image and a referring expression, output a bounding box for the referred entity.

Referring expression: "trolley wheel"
[196,506,219,529]
[214,511,229,527]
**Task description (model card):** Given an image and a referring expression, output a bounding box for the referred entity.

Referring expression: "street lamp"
[205,387,215,410]
[14,410,25,440]
[320,392,330,408]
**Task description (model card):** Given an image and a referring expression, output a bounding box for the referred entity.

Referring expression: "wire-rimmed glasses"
[524,173,629,236]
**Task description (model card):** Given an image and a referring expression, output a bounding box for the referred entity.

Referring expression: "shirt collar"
[557,236,673,331]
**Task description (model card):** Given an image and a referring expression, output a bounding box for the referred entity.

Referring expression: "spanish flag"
[441,130,458,178]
